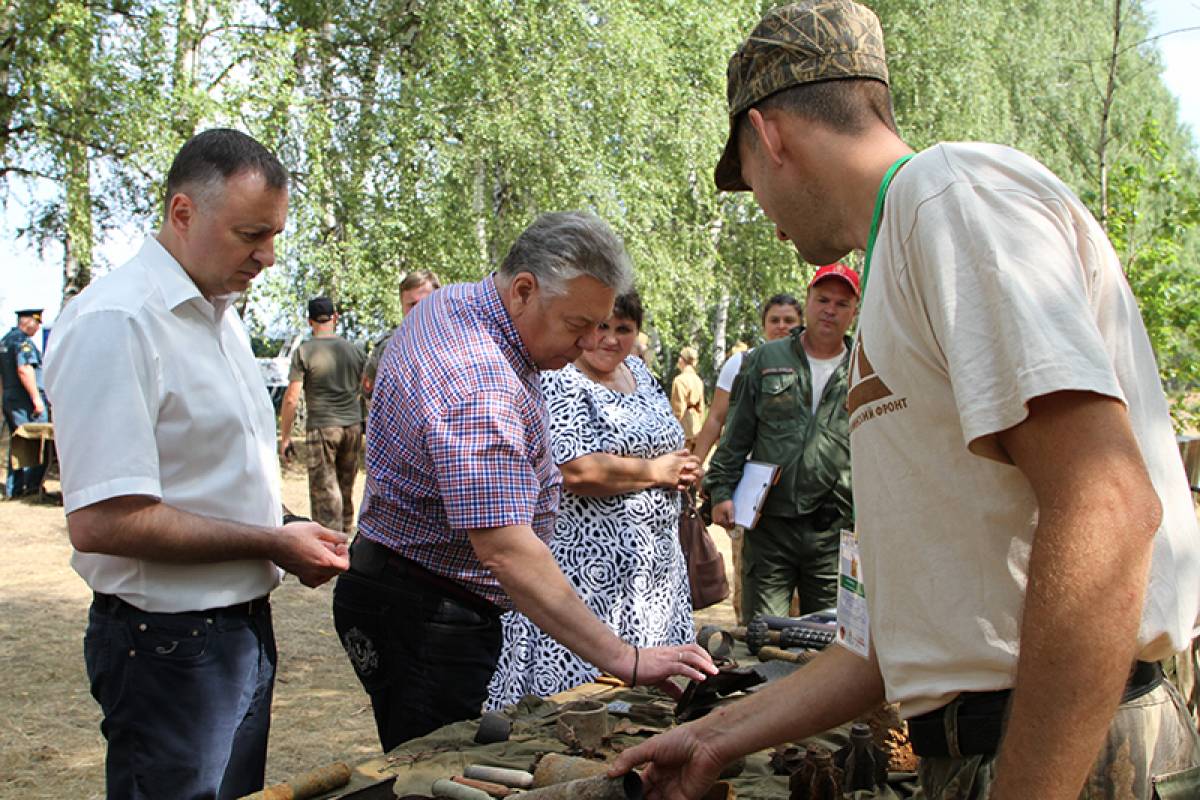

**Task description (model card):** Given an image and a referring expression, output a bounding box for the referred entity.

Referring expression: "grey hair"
[498,211,634,297]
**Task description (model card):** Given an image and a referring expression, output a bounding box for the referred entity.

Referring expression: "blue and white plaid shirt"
[357,276,561,608]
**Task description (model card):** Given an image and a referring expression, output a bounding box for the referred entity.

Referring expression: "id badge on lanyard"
[837,527,870,659]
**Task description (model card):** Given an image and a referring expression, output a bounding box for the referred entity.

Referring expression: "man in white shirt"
[613,2,1200,799]
[45,129,350,800]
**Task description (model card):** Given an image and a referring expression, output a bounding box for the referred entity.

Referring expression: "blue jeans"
[332,538,502,752]
[84,593,276,800]
[4,399,48,497]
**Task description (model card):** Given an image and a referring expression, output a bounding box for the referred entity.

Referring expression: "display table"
[249,670,918,800]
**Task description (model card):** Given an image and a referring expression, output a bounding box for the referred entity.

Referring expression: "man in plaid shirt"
[333,212,716,752]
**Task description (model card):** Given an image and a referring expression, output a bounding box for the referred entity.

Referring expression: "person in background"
[691,293,801,618]
[691,294,803,464]
[362,269,441,401]
[704,265,857,624]
[670,345,705,452]
[1,308,50,496]
[333,211,715,753]
[279,296,368,533]
[45,128,348,800]
[691,294,803,621]
[612,3,1200,798]
[486,288,702,708]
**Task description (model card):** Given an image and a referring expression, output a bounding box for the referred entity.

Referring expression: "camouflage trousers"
[306,423,363,533]
[913,681,1200,799]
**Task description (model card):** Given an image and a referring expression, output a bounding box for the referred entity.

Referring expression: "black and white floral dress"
[485,356,695,708]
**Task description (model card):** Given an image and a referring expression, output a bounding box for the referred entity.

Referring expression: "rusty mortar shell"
[520,773,642,800]
[463,765,535,789]
[532,753,610,788]
[245,761,351,800]
[433,778,494,800]
[757,645,818,666]
[451,776,518,798]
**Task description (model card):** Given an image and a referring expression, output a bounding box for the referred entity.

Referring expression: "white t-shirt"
[45,238,283,613]
[807,350,844,415]
[849,143,1200,716]
[716,350,745,393]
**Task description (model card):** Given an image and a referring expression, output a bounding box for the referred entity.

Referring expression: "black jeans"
[332,540,503,752]
[85,593,276,800]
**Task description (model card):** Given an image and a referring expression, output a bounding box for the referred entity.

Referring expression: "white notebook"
[731,460,780,528]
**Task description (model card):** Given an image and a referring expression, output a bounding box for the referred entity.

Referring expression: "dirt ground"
[0,459,736,799]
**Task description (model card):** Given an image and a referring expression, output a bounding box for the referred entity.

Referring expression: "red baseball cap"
[808,263,861,297]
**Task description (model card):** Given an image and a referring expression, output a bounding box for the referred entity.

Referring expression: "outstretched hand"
[608,722,725,800]
[635,643,718,699]
[272,521,349,587]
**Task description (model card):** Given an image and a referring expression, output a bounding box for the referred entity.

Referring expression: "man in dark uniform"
[1,308,50,496]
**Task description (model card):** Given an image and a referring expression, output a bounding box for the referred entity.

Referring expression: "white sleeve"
[45,310,163,513]
[716,351,744,393]
[907,182,1124,458]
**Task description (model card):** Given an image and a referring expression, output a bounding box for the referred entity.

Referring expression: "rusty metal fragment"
[520,773,642,800]
[532,753,610,787]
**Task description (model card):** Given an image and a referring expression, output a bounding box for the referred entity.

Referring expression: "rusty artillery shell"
[532,753,610,787]
[520,773,642,800]
[451,776,517,798]
[433,778,493,800]
[756,646,817,666]
[244,761,352,800]
[463,765,535,789]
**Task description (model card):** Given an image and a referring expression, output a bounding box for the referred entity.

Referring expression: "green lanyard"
[861,153,915,300]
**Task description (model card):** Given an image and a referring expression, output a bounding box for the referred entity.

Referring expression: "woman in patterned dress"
[486,289,703,708]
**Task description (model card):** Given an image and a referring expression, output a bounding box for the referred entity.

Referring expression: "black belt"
[349,536,502,618]
[908,660,1164,758]
[92,591,270,618]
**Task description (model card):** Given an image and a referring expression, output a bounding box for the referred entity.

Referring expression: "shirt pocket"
[759,370,801,422]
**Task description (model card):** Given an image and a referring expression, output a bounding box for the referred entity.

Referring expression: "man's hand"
[609,722,725,800]
[272,521,349,587]
[712,500,735,529]
[278,436,294,462]
[633,643,719,699]
[32,396,46,417]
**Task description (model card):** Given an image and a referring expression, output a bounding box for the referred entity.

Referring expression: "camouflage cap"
[715,1,889,191]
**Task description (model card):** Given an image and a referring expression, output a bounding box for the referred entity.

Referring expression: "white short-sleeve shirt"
[716,351,745,393]
[849,143,1200,716]
[45,237,283,612]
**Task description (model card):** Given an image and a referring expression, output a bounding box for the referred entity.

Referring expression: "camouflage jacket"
[703,327,852,524]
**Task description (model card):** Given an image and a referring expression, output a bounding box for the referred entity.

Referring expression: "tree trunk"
[472,158,489,266]
[62,136,93,294]
[171,0,203,140]
[1097,0,1123,232]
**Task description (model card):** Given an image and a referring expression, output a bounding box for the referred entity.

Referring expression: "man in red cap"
[703,262,858,621]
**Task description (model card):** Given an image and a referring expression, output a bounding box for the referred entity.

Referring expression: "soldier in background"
[362,269,441,402]
[670,346,705,452]
[1,308,49,496]
[280,296,368,533]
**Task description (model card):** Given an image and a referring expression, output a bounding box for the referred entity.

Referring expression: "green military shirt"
[288,335,367,429]
[703,327,853,524]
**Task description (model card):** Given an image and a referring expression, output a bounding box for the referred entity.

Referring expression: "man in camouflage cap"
[612,2,1200,798]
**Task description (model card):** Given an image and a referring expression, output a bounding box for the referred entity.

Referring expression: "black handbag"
[678,489,730,610]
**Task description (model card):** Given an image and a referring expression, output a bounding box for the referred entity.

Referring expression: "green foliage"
[3,0,1199,404]
[1108,117,1200,425]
